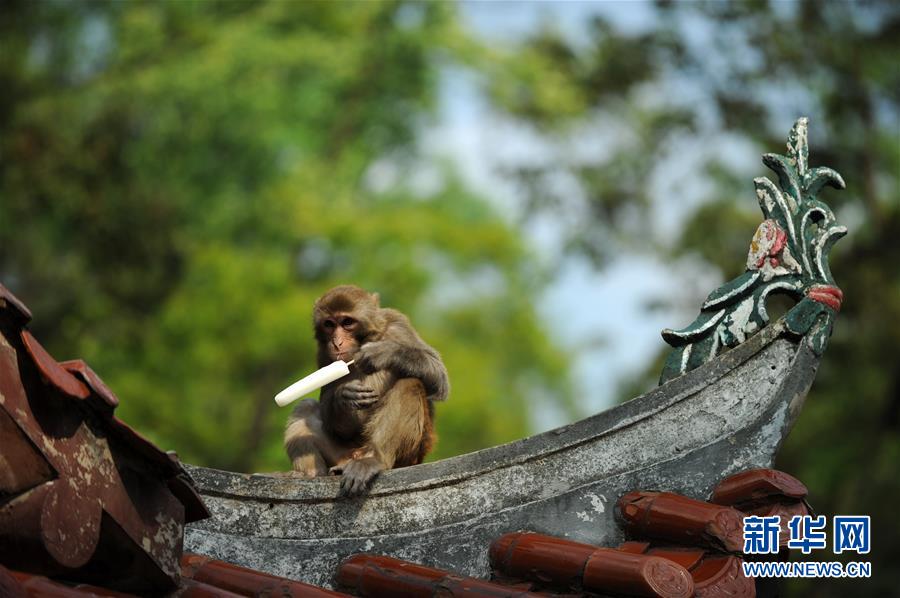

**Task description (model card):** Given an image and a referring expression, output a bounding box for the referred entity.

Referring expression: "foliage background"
[1,2,896,595]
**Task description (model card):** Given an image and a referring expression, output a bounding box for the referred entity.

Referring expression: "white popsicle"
[274,360,353,407]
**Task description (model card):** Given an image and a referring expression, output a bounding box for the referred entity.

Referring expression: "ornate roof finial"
[660,118,847,384]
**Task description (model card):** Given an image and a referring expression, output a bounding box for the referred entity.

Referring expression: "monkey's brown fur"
[285,285,448,496]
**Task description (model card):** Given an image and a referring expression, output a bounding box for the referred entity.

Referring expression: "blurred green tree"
[0,1,572,471]
[481,1,898,595]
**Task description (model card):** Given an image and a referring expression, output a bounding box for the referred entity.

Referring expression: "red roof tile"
[338,554,544,597]
[710,469,807,508]
[690,555,753,597]
[0,283,32,324]
[617,491,745,553]
[711,468,811,549]
[60,359,120,409]
[182,553,349,597]
[21,329,90,400]
[618,544,754,597]
[490,532,694,598]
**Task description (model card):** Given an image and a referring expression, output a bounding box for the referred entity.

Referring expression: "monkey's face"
[318,313,362,362]
[313,286,384,363]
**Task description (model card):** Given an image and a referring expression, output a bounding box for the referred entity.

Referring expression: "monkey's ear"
[370,292,380,307]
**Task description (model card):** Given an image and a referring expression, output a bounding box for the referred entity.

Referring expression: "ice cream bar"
[274,360,353,407]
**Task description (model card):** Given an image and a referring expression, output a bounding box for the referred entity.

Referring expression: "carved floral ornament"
[660,118,847,383]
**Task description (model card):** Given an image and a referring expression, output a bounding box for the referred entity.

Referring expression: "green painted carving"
[660,118,847,384]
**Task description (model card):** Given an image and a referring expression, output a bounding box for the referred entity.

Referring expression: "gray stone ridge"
[185,318,820,588]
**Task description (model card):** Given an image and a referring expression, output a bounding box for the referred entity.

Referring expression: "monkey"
[284,285,449,497]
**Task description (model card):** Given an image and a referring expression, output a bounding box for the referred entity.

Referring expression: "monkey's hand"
[331,457,383,497]
[337,380,379,408]
[354,340,400,373]
[356,332,449,402]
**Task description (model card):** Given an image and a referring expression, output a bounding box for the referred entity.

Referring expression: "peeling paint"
[154,512,182,551]
[585,492,607,514]
[41,438,61,458]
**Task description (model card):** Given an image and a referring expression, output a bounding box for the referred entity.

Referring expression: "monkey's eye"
[323,319,336,331]
[340,317,357,330]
